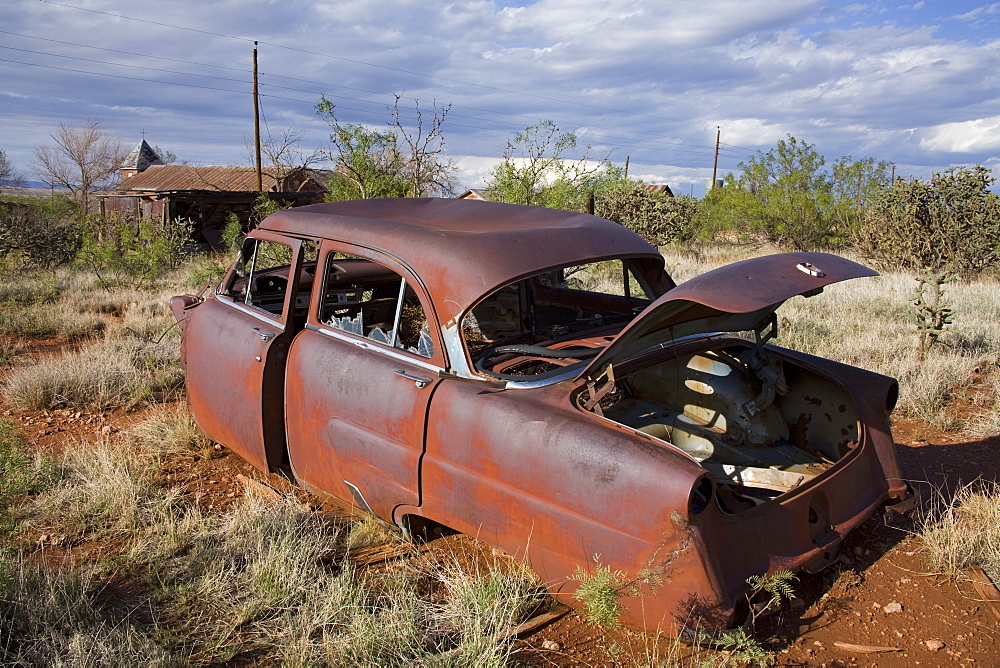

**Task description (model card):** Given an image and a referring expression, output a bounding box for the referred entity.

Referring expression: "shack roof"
[259,198,662,322]
[119,165,329,193]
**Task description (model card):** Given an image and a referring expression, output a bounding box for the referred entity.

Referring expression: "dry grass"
[4,336,183,411]
[0,301,106,341]
[7,410,541,665]
[919,480,1000,585]
[126,402,214,458]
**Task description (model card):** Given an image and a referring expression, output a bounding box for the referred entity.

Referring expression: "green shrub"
[0,202,82,271]
[76,216,194,288]
[857,165,1000,275]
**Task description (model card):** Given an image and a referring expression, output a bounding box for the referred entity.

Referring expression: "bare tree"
[244,126,324,187]
[33,119,128,212]
[0,148,26,192]
[390,94,458,197]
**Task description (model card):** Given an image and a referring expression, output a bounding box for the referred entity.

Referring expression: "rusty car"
[170,197,914,631]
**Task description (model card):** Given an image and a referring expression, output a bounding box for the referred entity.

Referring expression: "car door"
[184,231,302,473]
[284,242,445,521]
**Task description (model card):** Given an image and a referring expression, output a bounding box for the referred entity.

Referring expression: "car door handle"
[250,327,275,342]
[394,370,432,389]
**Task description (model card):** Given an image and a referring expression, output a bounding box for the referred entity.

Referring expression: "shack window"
[319,251,434,358]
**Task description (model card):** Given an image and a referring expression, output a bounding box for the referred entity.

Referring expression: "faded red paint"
[172,198,913,632]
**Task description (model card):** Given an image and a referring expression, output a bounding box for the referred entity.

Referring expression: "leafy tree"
[316,95,457,200]
[32,119,128,214]
[0,148,25,191]
[484,120,610,209]
[830,155,893,233]
[698,135,836,250]
[316,97,409,201]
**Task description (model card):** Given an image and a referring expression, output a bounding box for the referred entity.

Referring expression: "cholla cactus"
[912,270,955,360]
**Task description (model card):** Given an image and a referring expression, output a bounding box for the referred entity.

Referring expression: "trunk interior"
[582,340,862,514]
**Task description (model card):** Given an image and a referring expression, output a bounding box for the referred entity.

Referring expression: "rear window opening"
[464,257,666,381]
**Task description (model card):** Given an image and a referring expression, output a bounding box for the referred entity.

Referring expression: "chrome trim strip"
[217,296,287,330]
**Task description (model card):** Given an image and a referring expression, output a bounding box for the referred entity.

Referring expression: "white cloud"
[2,0,1000,186]
[919,116,1000,153]
[954,3,1000,21]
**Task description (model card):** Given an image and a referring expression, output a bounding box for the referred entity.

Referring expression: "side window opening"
[319,251,434,359]
[221,238,295,319]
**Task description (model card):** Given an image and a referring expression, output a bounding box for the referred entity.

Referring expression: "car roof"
[258,198,662,322]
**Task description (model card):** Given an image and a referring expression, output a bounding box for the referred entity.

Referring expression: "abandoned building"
[100,140,331,250]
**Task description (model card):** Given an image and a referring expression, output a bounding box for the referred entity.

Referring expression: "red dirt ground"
[4,366,999,666]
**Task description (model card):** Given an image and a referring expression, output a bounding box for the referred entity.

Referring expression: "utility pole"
[624,155,630,179]
[253,42,263,193]
[711,126,720,189]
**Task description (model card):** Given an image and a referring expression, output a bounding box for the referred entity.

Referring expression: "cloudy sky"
[2,0,999,196]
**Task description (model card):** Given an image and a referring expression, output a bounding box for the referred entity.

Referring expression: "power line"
[3,30,733,161]
[34,0,740,137]
[0,56,248,96]
[0,44,250,86]
[0,48,729,162]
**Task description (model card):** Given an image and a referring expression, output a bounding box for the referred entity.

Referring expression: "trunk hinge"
[740,314,787,416]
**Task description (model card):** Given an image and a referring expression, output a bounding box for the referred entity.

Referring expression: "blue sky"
[2,0,999,196]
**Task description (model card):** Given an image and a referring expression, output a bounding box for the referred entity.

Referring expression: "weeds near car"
[5,411,541,665]
[919,480,1000,585]
[570,553,661,628]
[709,628,771,667]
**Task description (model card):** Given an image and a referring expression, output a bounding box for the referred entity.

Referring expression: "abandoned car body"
[170,198,913,630]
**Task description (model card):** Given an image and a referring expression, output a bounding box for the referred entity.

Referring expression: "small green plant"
[912,270,955,360]
[221,212,244,254]
[744,569,797,630]
[688,571,795,667]
[709,628,771,667]
[570,554,661,627]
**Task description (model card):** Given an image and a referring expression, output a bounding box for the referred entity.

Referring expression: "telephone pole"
[711,126,720,189]
[253,42,263,192]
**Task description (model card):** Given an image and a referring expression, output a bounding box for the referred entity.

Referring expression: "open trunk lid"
[577,252,877,381]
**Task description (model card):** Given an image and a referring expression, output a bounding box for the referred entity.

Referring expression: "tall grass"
[7,411,540,665]
[919,481,1000,585]
[4,336,183,411]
